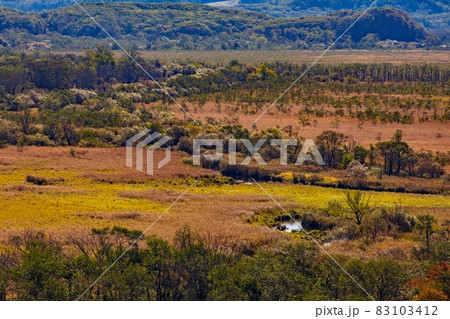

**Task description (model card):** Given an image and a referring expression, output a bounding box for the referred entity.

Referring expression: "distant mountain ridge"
[0,0,448,30]
[237,0,450,30]
[0,3,436,50]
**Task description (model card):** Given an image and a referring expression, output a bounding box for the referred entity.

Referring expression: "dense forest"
[2,0,446,12]
[0,0,448,30]
[238,0,450,30]
[0,3,439,50]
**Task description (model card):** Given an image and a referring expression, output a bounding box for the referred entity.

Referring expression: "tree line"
[0,224,448,301]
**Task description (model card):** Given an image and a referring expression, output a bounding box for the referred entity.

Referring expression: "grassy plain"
[1,146,448,257]
[136,50,450,65]
[169,101,450,153]
[1,49,449,264]
[55,50,450,65]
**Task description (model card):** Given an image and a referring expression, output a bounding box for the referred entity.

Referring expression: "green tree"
[343,190,375,225]
[345,258,409,300]
[13,239,69,300]
[376,130,416,176]
[316,130,347,168]
[416,214,437,258]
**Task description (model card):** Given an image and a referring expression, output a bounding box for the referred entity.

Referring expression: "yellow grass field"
[1,146,449,258]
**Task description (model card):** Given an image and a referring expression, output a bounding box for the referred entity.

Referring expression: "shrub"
[341,153,354,169]
[26,175,64,186]
[380,206,415,233]
[346,160,369,182]
[251,207,299,227]
[167,125,189,145]
[294,173,324,185]
[71,89,97,104]
[299,212,338,231]
[24,133,55,146]
[415,151,445,179]
[77,128,115,147]
[39,90,75,111]
[197,176,232,187]
[415,287,448,301]
[362,216,396,241]
[413,262,449,301]
[326,224,358,241]
[177,137,193,154]
[323,199,345,217]
[0,118,19,145]
[78,137,104,148]
[360,206,415,241]
[219,162,273,182]
[111,212,141,220]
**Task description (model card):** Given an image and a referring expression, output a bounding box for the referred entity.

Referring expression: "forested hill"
[0,3,435,50]
[237,0,449,30]
[0,0,448,30]
[3,0,214,11]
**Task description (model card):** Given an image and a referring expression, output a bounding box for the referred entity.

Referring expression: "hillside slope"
[0,0,448,30]
[237,0,450,30]
[0,3,434,50]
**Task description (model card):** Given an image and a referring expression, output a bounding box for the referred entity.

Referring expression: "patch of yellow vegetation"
[278,172,294,182]
[1,166,449,233]
[322,176,338,184]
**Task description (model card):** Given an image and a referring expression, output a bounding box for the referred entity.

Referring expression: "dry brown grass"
[0,146,212,179]
[135,50,450,65]
[167,101,450,153]
[324,237,416,261]
[407,207,450,224]
[58,49,450,65]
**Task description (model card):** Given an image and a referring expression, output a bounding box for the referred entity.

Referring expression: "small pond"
[279,220,302,232]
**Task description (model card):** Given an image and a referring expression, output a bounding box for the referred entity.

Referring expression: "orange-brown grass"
[407,207,450,224]
[168,101,450,153]
[324,237,416,261]
[0,146,210,179]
